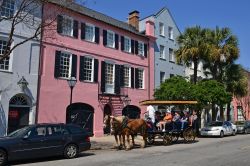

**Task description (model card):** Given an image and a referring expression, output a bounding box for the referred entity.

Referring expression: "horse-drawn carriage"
[139,100,198,145]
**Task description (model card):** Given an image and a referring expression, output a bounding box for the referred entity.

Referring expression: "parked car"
[200,121,237,137]
[0,123,91,166]
[235,121,250,134]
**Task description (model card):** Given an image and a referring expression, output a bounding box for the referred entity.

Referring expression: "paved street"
[10,134,250,166]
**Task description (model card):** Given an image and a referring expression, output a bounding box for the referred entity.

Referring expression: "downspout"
[35,3,45,124]
[148,40,150,99]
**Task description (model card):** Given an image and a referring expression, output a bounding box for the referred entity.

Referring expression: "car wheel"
[64,144,78,159]
[0,149,7,166]
[232,130,236,136]
[220,131,224,138]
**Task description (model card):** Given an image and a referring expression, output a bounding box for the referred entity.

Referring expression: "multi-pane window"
[159,22,164,36]
[160,45,165,59]
[138,41,144,56]
[0,39,10,71]
[168,26,174,40]
[105,63,114,85]
[124,37,131,53]
[138,69,144,89]
[83,57,94,81]
[124,66,131,87]
[0,0,15,18]
[107,30,115,48]
[169,48,175,62]
[62,16,73,36]
[85,23,95,42]
[160,72,165,84]
[237,106,244,121]
[59,52,71,78]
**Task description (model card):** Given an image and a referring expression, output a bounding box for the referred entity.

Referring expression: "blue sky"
[83,0,250,70]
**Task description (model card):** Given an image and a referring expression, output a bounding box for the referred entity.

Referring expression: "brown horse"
[110,116,148,150]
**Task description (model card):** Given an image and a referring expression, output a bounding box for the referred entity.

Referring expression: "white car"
[200,121,237,137]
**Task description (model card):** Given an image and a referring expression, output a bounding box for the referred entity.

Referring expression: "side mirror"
[22,135,29,140]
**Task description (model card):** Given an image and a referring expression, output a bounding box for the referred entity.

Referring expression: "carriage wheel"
[183,128,196,142]
[171,133,179,143]
[147,134,155,145]
[163,133,172,145]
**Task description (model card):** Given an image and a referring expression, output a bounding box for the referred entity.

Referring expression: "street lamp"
[67,76,77,104]
[17,76,29,91]
[124,95,131,117]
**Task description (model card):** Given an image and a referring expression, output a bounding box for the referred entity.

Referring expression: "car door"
[226,122,233,135]
[223,122,229,135]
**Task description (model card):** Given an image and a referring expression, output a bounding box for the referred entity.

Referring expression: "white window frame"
[169,48,175,62]
[138,69,144,89]
[160,45,165,59]
[138,41,144,56]
[123,66,131,87]
[168,26,174,40]
[124,36,131,53]
[160,71,165,84]
[107,30,115,48]
[0,37,13,72]
[85,23,95,42]
[83,56,94,82]
[159,22,165,36]
[105,62,115,94]
[59,51,72,79]
[61,15,73,37]
[0,0,15,18]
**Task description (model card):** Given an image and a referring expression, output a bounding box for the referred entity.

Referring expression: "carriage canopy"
[139,100,198,106]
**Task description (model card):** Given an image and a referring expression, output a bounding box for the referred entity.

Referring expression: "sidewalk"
[90,135,115,150]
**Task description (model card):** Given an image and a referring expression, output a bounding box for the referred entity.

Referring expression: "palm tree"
[175,26,209,84]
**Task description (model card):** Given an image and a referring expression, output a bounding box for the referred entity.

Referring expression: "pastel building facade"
[0,0,41,136]
[38,2,155,136]
[139,8,185,88]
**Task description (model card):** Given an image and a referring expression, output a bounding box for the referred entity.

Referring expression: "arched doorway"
[66,103,94,135]
[8,94,31,134]
[103,104,112,134]
[122,105,141,119]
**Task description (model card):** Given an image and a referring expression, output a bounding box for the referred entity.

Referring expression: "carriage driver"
[158,110,172,132]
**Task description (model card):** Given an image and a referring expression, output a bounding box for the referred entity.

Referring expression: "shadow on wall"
[0,103,6,136]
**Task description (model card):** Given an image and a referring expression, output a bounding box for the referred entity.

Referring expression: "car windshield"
[235,121,245,125]
[208,122,223,127]
[8,126,30,137]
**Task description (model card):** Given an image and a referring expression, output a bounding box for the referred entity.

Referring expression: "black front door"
[8,107,29,134]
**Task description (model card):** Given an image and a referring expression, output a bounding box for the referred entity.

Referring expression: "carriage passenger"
[172,111,181,129]
[189,110,198,129]
[180,111,189,130]
[158,110,172,132]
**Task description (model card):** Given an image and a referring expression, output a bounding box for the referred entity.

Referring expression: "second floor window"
[124,37,131,53]
[83,57,94,81]
[160,45,165,59]
[85,23,95,42]
[124,66,131,87]
[105,63,114,85]
[59,52,72,78]
[0,39,10,71]
[160,72,165,84]
[169,48,175,62]
[159,22,165,36]
[0,0,15,18]
[62,16,73,36]
[138,41,144,56]
[138,69,144,89]
[107,30,115,48]
[168,26,174,40]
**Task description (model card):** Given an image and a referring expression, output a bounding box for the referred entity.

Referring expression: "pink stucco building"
[37,2,155,136]
[232,70,250,121]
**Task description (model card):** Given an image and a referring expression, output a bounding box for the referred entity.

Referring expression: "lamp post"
[67,77,77,105]
[17,76,29,91]
[124,95,131,117]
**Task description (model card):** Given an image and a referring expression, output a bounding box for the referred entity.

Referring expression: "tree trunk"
[220,105,224,121]
[193,60,198,84]
[212,102,217,121]
[227,102,231,121]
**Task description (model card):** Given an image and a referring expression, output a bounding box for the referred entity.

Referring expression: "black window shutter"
[103,30,107,46]
[121,36,124,51]
[120,65,124,87]
[94,59,99,82]
[101,61,106,93]
[115,34,119,49]
[115,65,121,95]
[73,20,78,38]
[81,22,85,40]
[54,51,61,78]
[135,68,139,89]
[71,54,77,78]
[95,27,100,44]
[79,56,85,81]
[131,67,134,88]
[135,40,139,55]
[57,15,63,34]
[131,39,135,54]
[144,43,148,58]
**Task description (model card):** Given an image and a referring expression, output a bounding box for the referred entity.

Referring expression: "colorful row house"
[37,2,155,136]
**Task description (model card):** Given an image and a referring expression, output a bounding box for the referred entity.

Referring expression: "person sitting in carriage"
[189,110,198,129]
[172,111,181,130]
[158,110,172,132]
[180,110,189,130]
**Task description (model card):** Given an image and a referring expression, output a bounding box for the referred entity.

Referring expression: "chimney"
[128,10,139,31]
